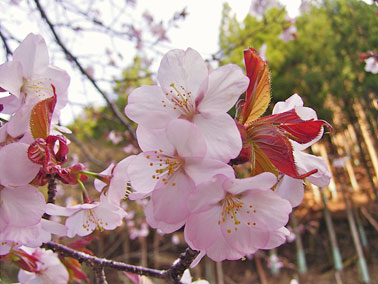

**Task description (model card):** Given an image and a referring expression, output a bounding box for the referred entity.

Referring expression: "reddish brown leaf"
[240,48,271,125]
[249,124,299,178]
[29,85,57,139]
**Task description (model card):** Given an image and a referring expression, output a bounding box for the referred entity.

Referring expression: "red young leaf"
[255,109,333,144]
[249,124,299,178]
[29,84,57,139]
[239,48,271,125]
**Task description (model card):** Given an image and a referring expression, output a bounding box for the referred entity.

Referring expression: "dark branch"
[0,28,13,60]
[163,247,199,283]
[42,241,199,283]
[33,0,136,141]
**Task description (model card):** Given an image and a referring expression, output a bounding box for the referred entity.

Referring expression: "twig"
[94,266,108,284]
[42,241,199,283]
[42,241,166,279]
[43,177,58,220]
[33,0,136,140]
[0,27,13,59]
[360,207,378,232]
[163,247,199,283]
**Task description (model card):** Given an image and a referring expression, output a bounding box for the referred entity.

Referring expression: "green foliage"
[219,0,378,123]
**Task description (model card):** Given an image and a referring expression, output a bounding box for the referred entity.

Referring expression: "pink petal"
[145,201,185,233]
[240,191,292,231]
[221,220,267,255]
[40,219,67,237]
[106,156,135,204]
[193,114,242,162]
[0,142,40,187]
[46,203,81,216]
[127,152,163,198]
[0,61,23,97]
[166,119,206,158]
[13,33,49,78]
[0,94,22,114]
[0,185,45,227]
[294,151,331,187]
[136,126,174,154]
[275,175,304,207]
[94,163,115,192]
[187,175,226,213]
[157,48,208,97]
[184,205,222,251]
[225,173,277,196]
[151,172,194,224]
[184,157,234,186]
[125,85,179,128]
[207,236,246,262]
[198,64,249,114]
[272,93,304,114]
[262,227,290,249]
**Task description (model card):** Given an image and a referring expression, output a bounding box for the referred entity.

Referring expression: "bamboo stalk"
[291,212,307,274]
[320,187,344,277]
[338,181,370,283]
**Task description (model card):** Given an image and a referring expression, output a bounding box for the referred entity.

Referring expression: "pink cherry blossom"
[0,142,40,187]
[184,174,292,263]
[17,247,69,284]
[364,56,378,74]
[125,48,249,162]
[46,198,126,238]
[127,119,234,233]
[279,25,297,42]
[272,94,332,206]
[94,155,135,205]
[0,33,70,141]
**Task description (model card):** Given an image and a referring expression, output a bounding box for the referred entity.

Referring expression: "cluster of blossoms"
[0,33,332,282]
[124,47,332,263]
[0,34,128,282]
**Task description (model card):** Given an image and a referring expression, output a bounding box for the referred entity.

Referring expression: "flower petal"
[0,185,45,227]
[193,114,242,162]
[0,61,23,97]
[225,173,277,195]
[136,126,174,154]
[157,48,208,97]
[125,85,179,128]
[151,172,194,224]
[198,64,249,114]
[13,33,49,78]
[166,119,206,158]
[240,191,292,231]
[184,157,234,186]
[145,201,185,234]
[184,205,222,251]
[275,175,304,207]
[0,142,40,187]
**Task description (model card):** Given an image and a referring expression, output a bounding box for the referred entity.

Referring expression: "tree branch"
[0,27,13,60]
[42,241,199,283]
[33,0,136,141]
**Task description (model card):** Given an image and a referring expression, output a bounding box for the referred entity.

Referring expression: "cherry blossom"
[0,33,70,141]
[364,56,378,74]
[17,247,69,284]
[46,197,126,238]
[279,25,297,42]
[127,119,234,233]
[0,142,40,187]
[125,47,249,162]
[184,174,292,262]
[272,94,332,206]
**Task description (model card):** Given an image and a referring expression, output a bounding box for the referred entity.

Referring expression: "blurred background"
[1,0,378,283]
